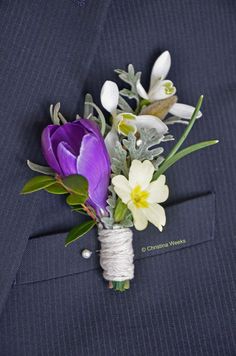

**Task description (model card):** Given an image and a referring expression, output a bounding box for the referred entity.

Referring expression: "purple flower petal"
[41,125,63,175]
[50,121,85,156]
[78,118,101,137]
[41,119,111,214]
[77,133,110,213]
[57,141,77,176]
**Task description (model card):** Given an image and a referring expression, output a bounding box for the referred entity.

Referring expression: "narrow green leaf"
[62,175,88,196]
[45,183,68,194]
[66,194,87,205]
[153,140,218,180]
[65,220,96,247]
[165,95,204,161]
[85,102,106,136]
[21,175,56,194]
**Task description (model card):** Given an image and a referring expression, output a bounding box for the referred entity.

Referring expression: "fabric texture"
[0,0,235,355]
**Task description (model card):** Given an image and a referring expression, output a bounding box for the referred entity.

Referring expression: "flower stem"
[111,280,130,292]
[81,204,97,222]
[135,99,151,115]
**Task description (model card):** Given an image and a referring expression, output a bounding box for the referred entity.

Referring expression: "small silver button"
[81,249,92,259]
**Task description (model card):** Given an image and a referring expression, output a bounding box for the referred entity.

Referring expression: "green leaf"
[114,198,128,223]
[66,194,87,205]
[65,220,96,247]
[21,175,56,194]
[45,183,68,194]
[153,140,219,180]
[62,175,88,196]
[165,95,204,161]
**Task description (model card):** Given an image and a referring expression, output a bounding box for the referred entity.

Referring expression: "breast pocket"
[133,192,216,260]
[15,192,215,285]
[70,0,86,6]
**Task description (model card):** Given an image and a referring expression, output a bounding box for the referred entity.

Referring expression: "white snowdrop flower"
[137,51,202,119]
[100,81,168,157]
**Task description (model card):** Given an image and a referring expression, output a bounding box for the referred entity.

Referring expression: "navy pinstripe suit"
[0,1,235,355]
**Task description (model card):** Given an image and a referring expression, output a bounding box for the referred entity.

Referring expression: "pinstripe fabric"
[0,0,111,316]
[0,0,235,355]
[13,194,215,285]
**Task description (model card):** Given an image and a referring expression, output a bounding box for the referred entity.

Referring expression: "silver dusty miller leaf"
[152,156,165,170]
[50,102,67,125]
[161,134,175,141]
[123,128,165,162]
[27,160,55,176]
[101,185,116,229]
[120,211,133,228]
[111,141,129,177]
[83,93,94,118]
[101,184,134,229]
[118,95,134,113]
[115,64,141,103]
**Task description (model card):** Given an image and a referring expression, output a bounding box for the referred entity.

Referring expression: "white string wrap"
[98,226,134,282]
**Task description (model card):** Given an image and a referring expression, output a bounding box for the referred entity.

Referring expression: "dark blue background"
[0,1,235,355]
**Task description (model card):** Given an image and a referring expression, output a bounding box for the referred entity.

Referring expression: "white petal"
[149,51,171,91]
[147,175,169,203]
[148,80,176,101]
[104,128,119,158]
[135,115,168,136]
[129,160,154,189]
[112,175,131,204]
[128,202,148,231]
[169,103,202,119]
[100,81,119,115]
[142,203,166,231]
[136,79,149,100]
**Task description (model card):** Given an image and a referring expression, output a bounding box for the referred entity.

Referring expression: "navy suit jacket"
[0,1,235,355]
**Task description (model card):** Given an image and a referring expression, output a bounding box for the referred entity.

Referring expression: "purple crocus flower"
[41,119,111,215]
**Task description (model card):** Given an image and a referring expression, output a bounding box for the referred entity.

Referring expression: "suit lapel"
[0,0,111,315]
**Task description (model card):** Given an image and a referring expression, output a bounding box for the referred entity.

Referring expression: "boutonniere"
[21,51,218,291]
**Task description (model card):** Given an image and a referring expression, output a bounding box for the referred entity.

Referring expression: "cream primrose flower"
[100,81,168,157]
[137,50,202,119]
[112,160,169,231]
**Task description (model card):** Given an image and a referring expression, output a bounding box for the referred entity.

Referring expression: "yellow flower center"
[118,119,136,136]
[164,82,175,95]
[131,185,149,208]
